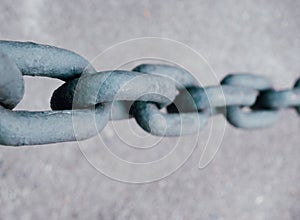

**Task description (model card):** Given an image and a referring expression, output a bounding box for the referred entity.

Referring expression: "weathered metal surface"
[221,73,272,90]
[0,104,110,146]
[50,70,177,110]
[0,41,108,146]
[0,51,24,109]
[176,85,258,110]
[221,74,279,129]
[0,41,299,145]
[133,63,198,88]
[256,88,300,109]
[130,101,208,136]
[131,64,209,136]
[0,41,95,81]
[224,106,279,129]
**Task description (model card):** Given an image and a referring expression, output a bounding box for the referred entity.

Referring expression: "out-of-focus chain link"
[0,41,299,146]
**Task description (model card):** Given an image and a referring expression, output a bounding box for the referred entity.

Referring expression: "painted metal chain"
[0,41,299,146]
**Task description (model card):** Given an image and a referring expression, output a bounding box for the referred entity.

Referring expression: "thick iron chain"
[0,41,299,146]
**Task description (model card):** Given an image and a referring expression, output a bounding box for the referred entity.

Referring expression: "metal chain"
[0,41,299,146]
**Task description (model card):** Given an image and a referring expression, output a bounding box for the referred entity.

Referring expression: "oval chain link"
[221,74,279,129]
[0,41,299,146]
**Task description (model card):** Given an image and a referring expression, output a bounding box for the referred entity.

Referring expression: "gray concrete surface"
[1,0,300,219]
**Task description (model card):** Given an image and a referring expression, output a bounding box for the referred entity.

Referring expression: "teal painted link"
[131,64,209,136]
[255,88,300,109]
[221,74,279,129]
[130,101,209,136]
[0,40,95,81]
[254,77,300,116]
[174,85,258,111]
[0,41,110,146]
[0,41,299,145]
[0,104,110,146]
[50,70,177,110]
[132,63,198,89]
[0,51,24,109]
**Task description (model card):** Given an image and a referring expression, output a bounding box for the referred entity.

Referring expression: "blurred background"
[0,0,300,219]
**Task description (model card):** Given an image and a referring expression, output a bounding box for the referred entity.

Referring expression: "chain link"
[0,41,299,146]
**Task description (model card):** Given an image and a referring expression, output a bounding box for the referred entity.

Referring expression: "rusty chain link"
[0,40,299,146]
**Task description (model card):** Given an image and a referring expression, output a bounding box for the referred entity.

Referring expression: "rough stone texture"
[0,0,300,219]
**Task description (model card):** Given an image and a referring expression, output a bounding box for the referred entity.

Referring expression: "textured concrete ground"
[0,0,300,219]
